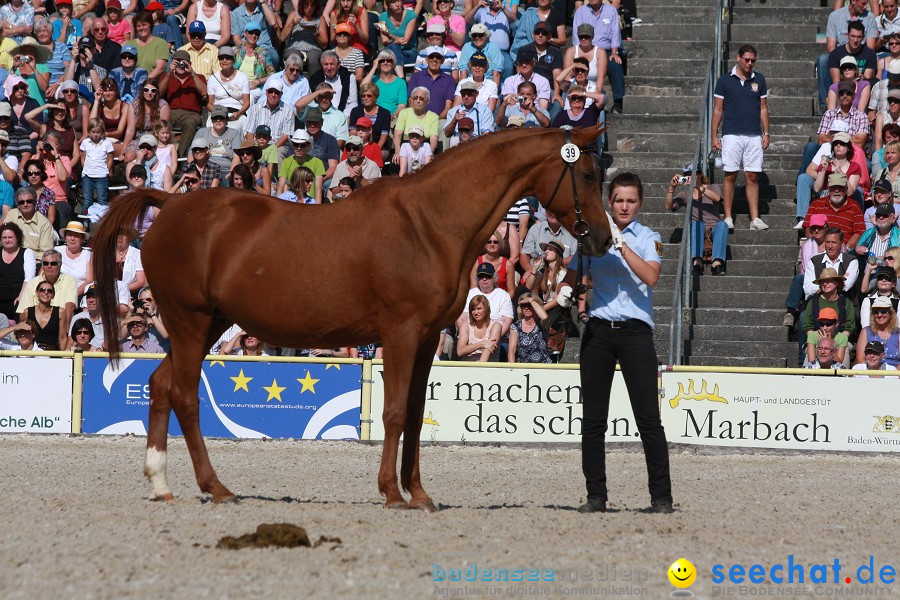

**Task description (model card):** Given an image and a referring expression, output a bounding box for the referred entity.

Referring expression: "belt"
[591,317,649,330]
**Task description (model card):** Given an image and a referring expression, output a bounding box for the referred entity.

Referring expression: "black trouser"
[580,317,672,503]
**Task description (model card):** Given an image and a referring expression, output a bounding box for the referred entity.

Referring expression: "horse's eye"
[582,171,596,183]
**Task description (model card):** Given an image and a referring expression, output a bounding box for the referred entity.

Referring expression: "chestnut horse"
[92,124,609,512]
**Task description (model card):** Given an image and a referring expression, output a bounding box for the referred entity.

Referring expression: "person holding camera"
[159,51,207,158]
[63,36,105,98]
[494,80,549,127]
[11,41,50,103]
[665,167,727,276]
[119,312,164,353]
[110,45,148,104]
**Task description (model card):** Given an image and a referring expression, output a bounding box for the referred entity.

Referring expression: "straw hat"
[60,221,90,239]
[813,267,845,285]
[12,37,52,64]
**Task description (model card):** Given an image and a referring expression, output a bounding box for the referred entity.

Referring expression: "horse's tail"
[92,189,171,363]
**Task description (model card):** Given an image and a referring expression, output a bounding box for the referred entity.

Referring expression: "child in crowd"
[332,177,356,201]
[153,120,176,174]
[277,166,316,203]
[254,125,280,178]
[105,0,134,44]
[345,117,383,167]
[79,118,115,222]
[51,0,83,49]
[398,125,432,177]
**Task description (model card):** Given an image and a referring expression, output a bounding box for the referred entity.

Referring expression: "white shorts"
[721,134,763,172]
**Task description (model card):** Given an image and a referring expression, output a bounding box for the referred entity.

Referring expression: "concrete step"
[628,59,707,78]
[633,23,818,43]
[655,290,788,310]
[641,212,800,230]
[624,76,817,97]
[724,41,820,61]
[690,323,790,341]
[627,58,818,80]
[611,152,807,172]
[629,40,715,60]
[657,274,794,293]
[608,166,802,186]
[657,242,797,262]
[687,339,796,358]
[641,196,799,215]
[765,96,817,118]
[660,258,794,276]
[606,114,820,136]
[655,226,800,245]
[651,0,824,6]
[620,95,703,116]
[660,307,789,326]
[685,355,789,368]
[729,6,831,25]
[613,131,813,155]
[637,181,801,201]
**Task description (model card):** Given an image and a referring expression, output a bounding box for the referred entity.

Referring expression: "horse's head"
[534,125,611,257]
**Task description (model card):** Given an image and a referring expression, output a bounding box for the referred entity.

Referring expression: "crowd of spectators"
[784,0,900,372]
[0,0,640,360]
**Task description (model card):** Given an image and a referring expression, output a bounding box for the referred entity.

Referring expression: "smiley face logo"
[668,559,696,588]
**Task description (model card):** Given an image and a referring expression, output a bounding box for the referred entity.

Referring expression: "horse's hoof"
[212,493,238,504]
[385,499,410,510]
[410,500,439,513]
[150,493,175,504]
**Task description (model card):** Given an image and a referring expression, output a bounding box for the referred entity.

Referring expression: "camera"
[176,60,188,68]
[18,56,29,64]
[132,299,145,311]
[677,175,689,184]
[823,155,832,162]
[515,95,525,103]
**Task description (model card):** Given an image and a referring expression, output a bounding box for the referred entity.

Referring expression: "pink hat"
[809,214,828,227]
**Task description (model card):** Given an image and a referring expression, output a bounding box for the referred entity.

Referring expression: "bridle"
[543,128,601,308]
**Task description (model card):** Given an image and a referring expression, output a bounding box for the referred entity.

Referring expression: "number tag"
[561,143,580,164]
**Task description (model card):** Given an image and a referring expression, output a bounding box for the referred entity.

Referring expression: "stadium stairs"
[601,0,830,367]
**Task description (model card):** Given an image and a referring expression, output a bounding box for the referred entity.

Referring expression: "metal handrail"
[667,0,729,365]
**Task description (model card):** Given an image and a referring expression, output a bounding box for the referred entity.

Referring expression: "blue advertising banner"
[81,357,362,439]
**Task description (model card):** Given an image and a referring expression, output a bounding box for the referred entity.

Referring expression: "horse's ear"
[570,124,607,146]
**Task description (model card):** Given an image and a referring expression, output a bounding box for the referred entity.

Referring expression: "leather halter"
[542,128,598,307]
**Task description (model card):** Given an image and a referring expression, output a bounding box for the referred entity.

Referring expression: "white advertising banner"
[369,364,639,443]
[661,372,900,452]
[0,358,73,433]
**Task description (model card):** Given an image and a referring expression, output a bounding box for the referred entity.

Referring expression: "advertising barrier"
[0,357,73,433]
[660,372,900,452]
[80,357,363,440]
[369,363,636,443]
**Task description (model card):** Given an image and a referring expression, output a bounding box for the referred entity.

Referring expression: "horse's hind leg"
[145,355,175,502]
[400,334,440,513]
[168,313,235,503]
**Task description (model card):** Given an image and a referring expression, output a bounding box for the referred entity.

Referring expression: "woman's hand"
[482,339,497,353]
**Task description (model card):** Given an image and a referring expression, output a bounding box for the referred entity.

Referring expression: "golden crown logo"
[873,415,900,433]
[669,379,728,409]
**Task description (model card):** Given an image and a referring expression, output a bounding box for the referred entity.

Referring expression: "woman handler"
[577,172,674,514]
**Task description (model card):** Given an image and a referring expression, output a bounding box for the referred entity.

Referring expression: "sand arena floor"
[0,435,897,599]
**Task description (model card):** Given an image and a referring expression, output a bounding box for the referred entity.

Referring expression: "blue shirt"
[713,66,767,137]
[0,179,14,211]
[445,103,496,136]
[110,68,148,104]
[460,41,505,77]
[474,8,511,51]
[231,4,275,51]
[585,219,661,328]
[52,17,83,48]
[572,3,621,51]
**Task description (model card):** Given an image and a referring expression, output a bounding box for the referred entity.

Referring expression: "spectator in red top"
[159,50,208,157]
[469,230,515,297]
[803,172,867,248]
[812,131,863,207]
[341,117,383,167]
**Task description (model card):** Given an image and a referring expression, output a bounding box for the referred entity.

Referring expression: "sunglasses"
[42,261,59,266]
[191,147,207,153]
[486,240,499,245]
[267,88,283,94]
[519,303,532,308]
[458,128,473,133]
[143,88,158,94]
[534,30,550,35]
[461,90,477,96]
[877,275,895,281]
[568,96,586,102]
[477,274,492,279]
[292,142,310,147]
[121,54,136,60]
[26,171,42,176]
[211,116,227,121]
[345,145,362,151]
[184,177,199,184]
[286,67,300,73]
[838,90,855,97]
[63,89,78,94]
[37,288,54,293]
[218,56,234,61]
[130,322,146,327]
[17,200,35,205]
[101,85,116,91]
[578,34,592,40]
[361,93,375,98]
[873,309,893,315]
[816,320,837,327]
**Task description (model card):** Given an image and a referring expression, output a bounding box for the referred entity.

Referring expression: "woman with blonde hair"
[508,293,551,363]
[528,239,572,360]
[861,246,900,293]
[469,230,515,296]
[856,296,900,367]
[456,294,501,362]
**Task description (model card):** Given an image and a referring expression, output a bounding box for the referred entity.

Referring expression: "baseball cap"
[837,79,856,94]
[516,48,537,64]
[817,307,839,320]
[210,105,229,119]
[138,134,158,147]
[304,106,323,122]
[809,214,828,227]
[872,295,894,308]
[106,0,122,10]
[839,55,858,69]
[873,178,893,192]
[244,21,262,33]
[0,103,11,118]
[265,78,284,92]
[476,262,495,277]
[457,117,475,131]
[533,21,551,34]
[192,138,210,149]
[188,20,207,34]
[827,172,848,188]
[889,89,900,101]
[255,125,272,138]
[407,125,425,137]
[875,203,895,217]
[875,266,897,281]
[577,23,594,37]
[354,116,373,128]
[346,135,364,147]
[460,80,479,92]
[507,114,526,127]
[172,49,191,62]
[145,1,164,10]
[469,52,488,66]
[218,46,236,58]
[470,23,489,35]
[334,22,354,35]
[426,23,446,34]
[865,340,886,354]
[831,131,851,145]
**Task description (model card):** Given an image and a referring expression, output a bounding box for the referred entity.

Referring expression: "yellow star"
[208,359,225,367]
[297,370,320,394]
[263,378,286,402]
[325,363,341,370]
[230,369,252,393]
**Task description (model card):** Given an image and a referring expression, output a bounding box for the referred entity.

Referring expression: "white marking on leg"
[144,447,172,500]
